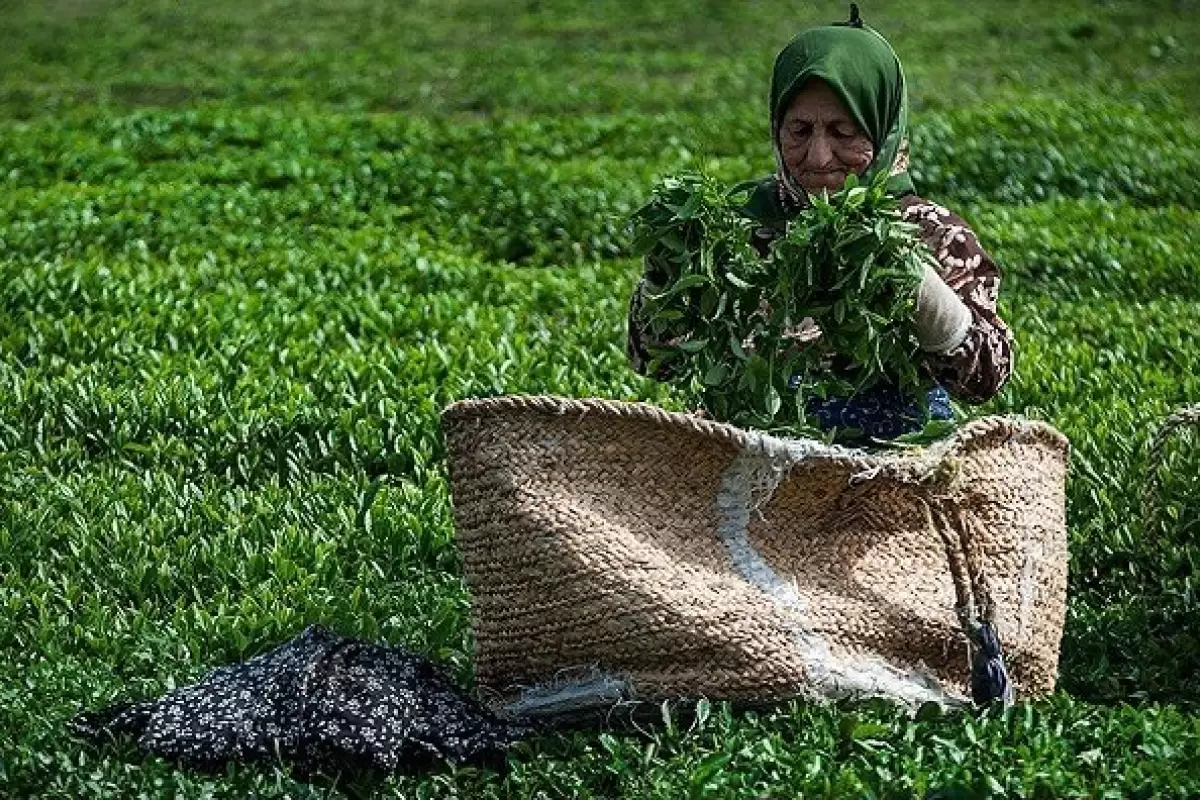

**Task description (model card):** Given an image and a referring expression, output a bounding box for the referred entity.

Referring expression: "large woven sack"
[443,395,1070,717]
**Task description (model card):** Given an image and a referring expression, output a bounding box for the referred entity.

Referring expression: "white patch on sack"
[1017,535,1044,641]
[501,667,633,720]
[715,431,963,708]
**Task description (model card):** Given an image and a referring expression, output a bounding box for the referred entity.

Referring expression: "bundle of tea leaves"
[630,170,945,440]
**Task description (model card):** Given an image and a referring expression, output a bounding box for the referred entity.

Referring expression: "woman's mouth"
[800,171,847,191]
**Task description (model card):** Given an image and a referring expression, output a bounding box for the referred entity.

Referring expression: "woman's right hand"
[782,317,823,349]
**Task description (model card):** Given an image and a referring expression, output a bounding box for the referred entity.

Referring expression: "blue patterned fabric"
[795,380,954,440]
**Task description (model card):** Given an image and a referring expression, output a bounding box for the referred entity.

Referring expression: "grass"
[1,0,1199,796]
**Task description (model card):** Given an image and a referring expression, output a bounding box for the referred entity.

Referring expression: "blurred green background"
[2,0,1198,116]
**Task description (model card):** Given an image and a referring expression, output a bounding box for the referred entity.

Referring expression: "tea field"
[2,0,1200,797]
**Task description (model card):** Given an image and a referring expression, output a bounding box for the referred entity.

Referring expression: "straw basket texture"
[442,395,1070,716]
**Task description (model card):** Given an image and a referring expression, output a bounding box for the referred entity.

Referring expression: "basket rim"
[441,394,1070,470]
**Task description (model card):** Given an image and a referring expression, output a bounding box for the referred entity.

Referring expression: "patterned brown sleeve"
[626,276,655,376]
[626,275,684,382]
[900,196,1015,404]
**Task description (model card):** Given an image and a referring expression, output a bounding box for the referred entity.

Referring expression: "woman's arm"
[902,198,1015,404]
[626,276,659,377]
[626,268,690,381]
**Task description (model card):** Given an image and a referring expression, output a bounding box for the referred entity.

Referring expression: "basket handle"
[1141,404,1200,535]
[923,498,1014,707]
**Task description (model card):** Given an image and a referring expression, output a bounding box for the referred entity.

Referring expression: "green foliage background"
[1,0,1199,796]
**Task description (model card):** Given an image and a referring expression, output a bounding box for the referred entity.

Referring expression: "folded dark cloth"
[70,625,530,776]
[803,382,955,440]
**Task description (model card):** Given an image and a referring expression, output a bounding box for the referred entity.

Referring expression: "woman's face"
[778,79,875,195]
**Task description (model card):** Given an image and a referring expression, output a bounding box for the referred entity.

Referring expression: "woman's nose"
[807,131,835,169]
[806,130,835,170]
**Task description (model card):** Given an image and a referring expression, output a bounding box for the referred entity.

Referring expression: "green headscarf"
[745,8,914,223]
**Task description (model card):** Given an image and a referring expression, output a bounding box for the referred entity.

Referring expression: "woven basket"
[443,396,1070,717]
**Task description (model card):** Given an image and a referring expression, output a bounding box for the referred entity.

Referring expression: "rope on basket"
[857,441,1014,707]
[921,497,1014,707]
[1142,404,1200,536]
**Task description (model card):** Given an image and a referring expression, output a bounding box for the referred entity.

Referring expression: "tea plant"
[631,172,932,437]
[1,0,1199,797]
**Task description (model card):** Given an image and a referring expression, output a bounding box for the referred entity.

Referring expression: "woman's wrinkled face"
[778,78,875,195]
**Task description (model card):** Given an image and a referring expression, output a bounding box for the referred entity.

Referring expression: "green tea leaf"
[630,168,940,443]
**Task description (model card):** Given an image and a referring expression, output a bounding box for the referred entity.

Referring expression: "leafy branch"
[630,170,945,441]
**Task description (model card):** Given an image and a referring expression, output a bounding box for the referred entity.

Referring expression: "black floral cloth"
[69,625,530,776]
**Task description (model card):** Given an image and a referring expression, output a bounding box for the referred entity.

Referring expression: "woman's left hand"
[914,266,972,354]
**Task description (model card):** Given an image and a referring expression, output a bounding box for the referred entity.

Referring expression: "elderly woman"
[627,8,1013,440]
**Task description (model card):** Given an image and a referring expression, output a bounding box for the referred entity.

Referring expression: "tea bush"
[2,0,1199,797]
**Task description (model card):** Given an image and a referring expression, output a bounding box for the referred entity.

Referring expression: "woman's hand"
[771,269,969,359]
[782,316,823,349]
[915,265,972,354]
